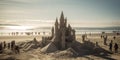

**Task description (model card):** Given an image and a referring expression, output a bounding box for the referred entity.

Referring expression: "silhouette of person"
[101,35,102,39]
[15,45,20,54]
[0,42,3,53]
[11,40,15,50]
[3,41,6,49]
[95,42,99,48]
[109,40,113,51]
[8,43,10,49]
[114,43,118,53]
[82,34,85,42]
[113,36,116,40]
[103,35,108,45]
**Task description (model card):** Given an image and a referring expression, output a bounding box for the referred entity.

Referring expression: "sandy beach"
[0,35,42,42]
[0,32,120,60]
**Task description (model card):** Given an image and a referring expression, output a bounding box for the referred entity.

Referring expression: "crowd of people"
[0,40,20,54]
[109,40,119,53]
[102,35,119,53]
[82,33,119,54]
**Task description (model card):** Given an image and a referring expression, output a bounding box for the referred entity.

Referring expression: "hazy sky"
[0,0,120,27]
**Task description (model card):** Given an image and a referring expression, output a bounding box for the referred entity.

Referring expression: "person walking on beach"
[109,40,113,51]
[114,43,119,53]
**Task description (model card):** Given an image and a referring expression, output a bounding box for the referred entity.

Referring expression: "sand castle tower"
[51,11,76,50]
[41,12,76,53]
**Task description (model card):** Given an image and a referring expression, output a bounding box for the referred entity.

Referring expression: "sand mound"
[41,42,58,53]
[50,48,78,58]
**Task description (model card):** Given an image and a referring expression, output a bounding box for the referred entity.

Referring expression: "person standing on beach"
[0,42,3,53]
[82,34,85,42]
[3,41,6,49]
[109,40,113,52]
[15,45,20,54]
[114,43,119,53]
[101,35,102,39]
[113,36,116,40]
[11,40,15,50]
[8,43,10,49]
[103,35,108,45]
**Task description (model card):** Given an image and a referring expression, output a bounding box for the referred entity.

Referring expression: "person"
[82,34,85,42]
[15,45,20,54]
[8,43,10,49]
[3,41,6,49]
[103,35,108,45]
[0,42,3,53]
[101,35,103,39]
[11,40,15,50]
[113,36,116,40]
[109,40,113,51]
[95,42,99,48]
[114,43,118,53]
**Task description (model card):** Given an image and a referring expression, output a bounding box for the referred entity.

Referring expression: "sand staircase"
[21,42,32,51]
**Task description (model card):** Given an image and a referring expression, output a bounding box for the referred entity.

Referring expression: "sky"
[0,0,120,29]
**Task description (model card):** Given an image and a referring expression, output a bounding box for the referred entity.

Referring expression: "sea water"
[0,27,119,36]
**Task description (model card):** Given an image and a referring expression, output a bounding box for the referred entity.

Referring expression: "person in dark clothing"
[109,40,113,51]
[11,40,15,50]
[0,42,3,53]
[3,41,6,49]
[8,43,10,49]
[113,36,116,40]
[82,34,85,42]
[15,45,20,54]
[114,43,119,53]
[103,35,108,45]
[101,35,103,39]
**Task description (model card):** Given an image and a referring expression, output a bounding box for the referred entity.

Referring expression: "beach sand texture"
[0,33,120,60]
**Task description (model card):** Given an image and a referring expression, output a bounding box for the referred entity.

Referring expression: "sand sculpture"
[41,12,76,53]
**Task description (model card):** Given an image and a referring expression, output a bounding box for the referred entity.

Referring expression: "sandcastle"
[41,12,76,53]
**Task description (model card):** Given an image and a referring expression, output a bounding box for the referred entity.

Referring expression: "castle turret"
[51,27,54,37]
[60,11,65,28]
[54,18,60,46]
[65,18,67,27]
[68,24,72,33]
[72,29,76,41]
[61,28,66,50]
[55,18,59,36]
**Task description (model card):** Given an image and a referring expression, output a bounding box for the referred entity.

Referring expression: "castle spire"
[60,11,64,20]
[60,11,65,28]
[55,17,58,25]
[51,27,54,37]
[55,17,59,36]
[65,17,67,27]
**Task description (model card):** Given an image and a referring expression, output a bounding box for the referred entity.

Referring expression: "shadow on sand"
[71,40,115,60]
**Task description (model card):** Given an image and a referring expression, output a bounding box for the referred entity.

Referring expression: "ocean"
[0,27,120,36]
